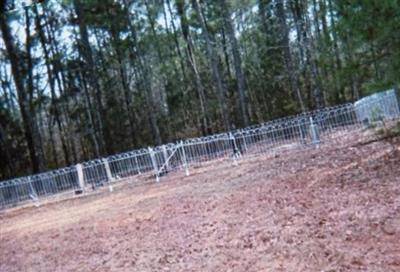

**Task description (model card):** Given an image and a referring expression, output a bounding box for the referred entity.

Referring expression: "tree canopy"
[1,0,399,179]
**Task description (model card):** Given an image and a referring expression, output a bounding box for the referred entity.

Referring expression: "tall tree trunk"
[144,0,172,141]
[163,0,187,81]
[76,66,102,156]
[113,38,138,147]
[221,28,233,80]
[370,41,382,81]
[300,1,325,108]
[73,0,110,156]
[221,0,249,127]
[46,113,59,168]
[34,5,71,166]
[258,0,273,38]
[343,34,360,100]
[166,0,199,134]
[275,0,306,112]
[0,121,13,178]
[25,7,46,171]
[123,1,162,144]
[42,8,78,162]
[319,0,338,104]
[0,4,42,173]
[327,0,344,101]
[176,0,211,135]
[192,0,231,131]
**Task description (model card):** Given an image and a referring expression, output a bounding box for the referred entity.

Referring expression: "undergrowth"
[376,120,400,138]
[376,121,400,153]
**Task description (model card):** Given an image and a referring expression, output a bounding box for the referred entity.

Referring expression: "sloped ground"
[1,128,400,272]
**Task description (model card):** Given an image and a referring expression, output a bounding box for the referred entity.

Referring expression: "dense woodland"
[0,0,399,179]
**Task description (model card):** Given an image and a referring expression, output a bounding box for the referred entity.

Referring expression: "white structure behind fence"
[354,89,400,122]
[1,89,399,208]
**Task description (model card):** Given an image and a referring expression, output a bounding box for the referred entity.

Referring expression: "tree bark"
[299,1,325,108]
[73,0,110,156]
[176,0,211,134]
[221,0,249,126]
[0,4,42,173]
[34,5,71,165]
[192,0,231,131]
[122,1,162,145]
[327,0,344,101]
[276,0,306,112]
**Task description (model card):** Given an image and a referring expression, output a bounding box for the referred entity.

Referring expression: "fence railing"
[1,89,399,209]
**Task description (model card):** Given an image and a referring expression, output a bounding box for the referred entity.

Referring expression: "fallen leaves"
[1,129,400,272]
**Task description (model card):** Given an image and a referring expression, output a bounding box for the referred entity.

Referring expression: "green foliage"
[1,0,400,178]
[391,121,400,136]
[336,0,400,96]
[376,121,400,138]
[370,106,383,122]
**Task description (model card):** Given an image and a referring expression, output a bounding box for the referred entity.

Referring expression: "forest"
[0,0,399,179]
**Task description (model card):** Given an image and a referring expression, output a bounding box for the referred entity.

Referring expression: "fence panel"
[1,89,399,209]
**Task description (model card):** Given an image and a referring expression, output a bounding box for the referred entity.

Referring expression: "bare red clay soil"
[1,129,400,272]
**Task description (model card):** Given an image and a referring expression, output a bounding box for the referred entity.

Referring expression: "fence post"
[76,163,85,192]
[241,131,248,152]
[298,119,306,144]
[229,132,240,165]
[180,141,190,176]
[134,155,141,175]
[103,158,114,182]
[309,117,320,144]
[148,147,159,182]
[391,88,400,117]
[103,158,114,192]
[28,177,39,203]
[162,145,169,171]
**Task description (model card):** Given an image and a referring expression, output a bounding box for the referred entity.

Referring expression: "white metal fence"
[1,89,399,208]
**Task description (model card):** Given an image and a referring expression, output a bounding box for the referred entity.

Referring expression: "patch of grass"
[355,121,400,148]
[375,121,400,153]
[376,121,400,138]
[391,122,400,136]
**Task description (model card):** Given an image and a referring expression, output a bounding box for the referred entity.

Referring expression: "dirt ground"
[1,129,400,272]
